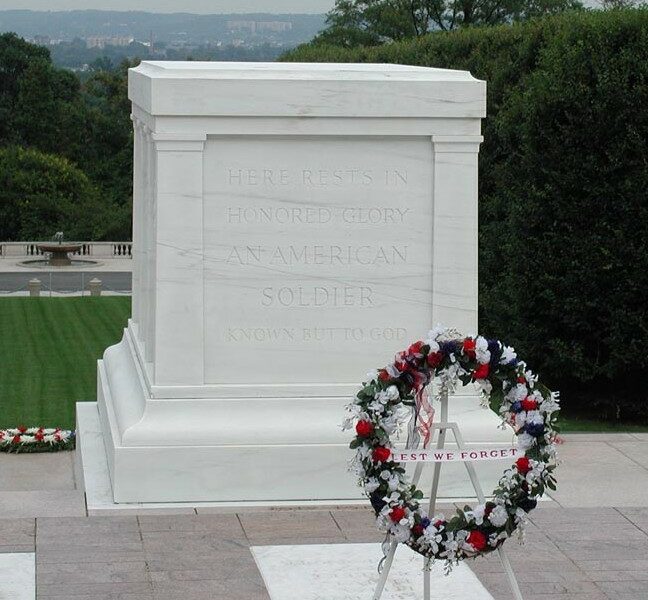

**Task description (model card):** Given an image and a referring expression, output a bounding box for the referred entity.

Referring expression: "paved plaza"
[0,433,647,599]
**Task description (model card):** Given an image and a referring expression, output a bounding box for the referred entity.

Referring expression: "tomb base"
[79,327,514,504]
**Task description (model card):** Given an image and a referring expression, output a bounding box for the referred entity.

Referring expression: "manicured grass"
[557,415,648,433]
[0,297,130,429]
[1,296,646,434]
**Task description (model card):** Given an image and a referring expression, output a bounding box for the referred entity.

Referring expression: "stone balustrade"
[0,241,132,259]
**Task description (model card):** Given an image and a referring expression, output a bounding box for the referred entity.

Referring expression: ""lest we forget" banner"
[393,447,520,463]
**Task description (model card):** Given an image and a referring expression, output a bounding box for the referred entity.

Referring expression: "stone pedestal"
[80,61,511,503]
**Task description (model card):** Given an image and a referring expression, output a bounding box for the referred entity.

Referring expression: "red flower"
[517,376,526,384]
[11,435,21,444]
[426,352,443,368]
[372,447,391,463]
[516,456,531,474]
[408,341,424,356]
[389,506,406,522]
[521,397,538,411]
[17,425,27,434]
[433,519,445,528]
[467,530,487,551]
[463,338,476,359]
[412,524,425,536]
[473,363,490,380]
[355,420,374,438]
[35,431,45,442]
[378,370,391,382]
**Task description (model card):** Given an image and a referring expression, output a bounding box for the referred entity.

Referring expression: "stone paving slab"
[0,452,76,491]
[0,490,85,518]
[0,507,634,599]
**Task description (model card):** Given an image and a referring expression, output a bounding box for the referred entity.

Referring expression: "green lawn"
[0,297,131,429]
[1,296,646,434]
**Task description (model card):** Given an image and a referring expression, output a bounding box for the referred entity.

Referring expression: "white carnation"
[475,336,491,365]
[489,505,509,527]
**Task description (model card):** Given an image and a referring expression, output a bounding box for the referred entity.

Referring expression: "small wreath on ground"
[343,326,559,570]
[0,427,75,453]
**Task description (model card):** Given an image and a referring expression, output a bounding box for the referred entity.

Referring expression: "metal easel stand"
[372,388,524,600]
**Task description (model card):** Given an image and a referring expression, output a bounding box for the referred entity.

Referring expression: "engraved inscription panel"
[203,137,433,385]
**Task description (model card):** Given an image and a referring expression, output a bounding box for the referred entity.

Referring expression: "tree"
[0,146,110,241]
[0,33,50,143]
[314,0,583,46]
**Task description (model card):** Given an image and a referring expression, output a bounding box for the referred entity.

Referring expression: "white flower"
[387,474,401,492]
[426,324,446,346]
[380,415,398,434]
[390,522,411,543]
[365,477,380,493]
[500,345,517,364]
[524,369,538,388]
[366,369,379,382]
[384,385,400,401]
[367,400,387,413]
[517,432,536,450]
[466,504,486,525]
[489,505,509,527]
[475,336,491,365]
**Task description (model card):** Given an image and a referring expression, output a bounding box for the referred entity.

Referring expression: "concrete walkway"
[0,434,647,599]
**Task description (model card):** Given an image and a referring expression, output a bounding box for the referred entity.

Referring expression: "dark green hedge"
[283,9,648,422]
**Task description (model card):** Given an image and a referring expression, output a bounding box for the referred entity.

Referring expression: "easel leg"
[372,540,398,600]
[423,561,431,600]
[497,546,524,600]
[449,423,524,599]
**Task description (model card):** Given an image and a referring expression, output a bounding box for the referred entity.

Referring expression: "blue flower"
[370,492,387,513]
[525,423,545,437]
[511,401,523,413]
[421,517,431,528]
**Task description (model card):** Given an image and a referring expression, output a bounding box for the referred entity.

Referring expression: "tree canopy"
[314,0,583,46]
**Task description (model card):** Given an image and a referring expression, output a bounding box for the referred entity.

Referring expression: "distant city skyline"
[0,1,334,13]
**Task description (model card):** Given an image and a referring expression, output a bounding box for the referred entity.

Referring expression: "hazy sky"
[0,0,334,13]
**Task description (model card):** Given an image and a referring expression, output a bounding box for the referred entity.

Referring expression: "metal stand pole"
[372,388,524,600]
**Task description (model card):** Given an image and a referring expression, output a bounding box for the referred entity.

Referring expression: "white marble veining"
[251,543,494,600]
[78,61,508,503]
[129,61,486,118]
[0,553,35,600]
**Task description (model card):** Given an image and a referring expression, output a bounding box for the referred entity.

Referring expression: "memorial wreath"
[0,427,75,453]
[343,326,560,569]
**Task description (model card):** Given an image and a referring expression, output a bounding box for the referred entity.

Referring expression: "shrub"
[283,9,648,421]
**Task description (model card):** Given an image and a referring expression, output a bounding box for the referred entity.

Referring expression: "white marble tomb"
[77,61,513,503]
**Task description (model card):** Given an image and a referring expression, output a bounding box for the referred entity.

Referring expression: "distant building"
[226,20,293,34]
[85,36,134,49]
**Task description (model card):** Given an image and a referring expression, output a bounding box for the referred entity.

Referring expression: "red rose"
[426,352,443,368]
[372,446,391,463]
[17,425,27,434]
[408,341,424,356]
[412,524,425,536]
[467,530,487,551]
[473,363,490,380]
[463,338,476,358]
[35,432,44,442]
[517,376,526,384]
[378,370,390,382]
[389,507,406,522]
[355,420,374,438]
[11,435,21,444]
[516,456,531,474]
[521,397,538,411]
[433,519,445,528]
